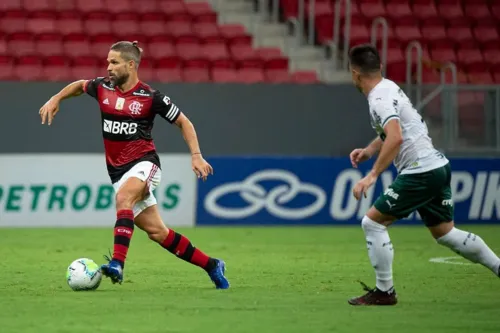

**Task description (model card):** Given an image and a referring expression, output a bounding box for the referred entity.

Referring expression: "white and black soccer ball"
[66,258,102,291]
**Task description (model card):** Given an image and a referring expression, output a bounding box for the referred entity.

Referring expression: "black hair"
[348,44,381,74]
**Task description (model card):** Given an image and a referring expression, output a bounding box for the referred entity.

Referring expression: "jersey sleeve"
[372,98,400,128]
[151,90,181,124]
[83,77,105,100]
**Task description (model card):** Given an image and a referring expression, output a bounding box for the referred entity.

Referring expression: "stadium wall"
[0,82,373,156]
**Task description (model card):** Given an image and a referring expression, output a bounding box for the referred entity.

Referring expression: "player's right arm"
[39,78,101,126]
[350,137,382,168]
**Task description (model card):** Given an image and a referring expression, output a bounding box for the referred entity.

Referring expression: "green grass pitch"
[0,225,498,333]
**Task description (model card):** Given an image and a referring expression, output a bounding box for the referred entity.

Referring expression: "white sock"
[361,216,394,292]
[437,227,500,275]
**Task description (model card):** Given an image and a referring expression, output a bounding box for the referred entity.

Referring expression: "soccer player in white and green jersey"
[346,44,500,306]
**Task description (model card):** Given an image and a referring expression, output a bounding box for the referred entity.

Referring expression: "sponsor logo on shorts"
[384,188,399,200]
[385,200,396,210]
[441,199,453,207]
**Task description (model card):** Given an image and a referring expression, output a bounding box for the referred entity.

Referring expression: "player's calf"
[433,222,500,277]
[103,178,146,278]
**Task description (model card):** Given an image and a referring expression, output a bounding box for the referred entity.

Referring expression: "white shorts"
[112,161,162,218]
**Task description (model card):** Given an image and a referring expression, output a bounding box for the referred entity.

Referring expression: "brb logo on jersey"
[103,120,138,135]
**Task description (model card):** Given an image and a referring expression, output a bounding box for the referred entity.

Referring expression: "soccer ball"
[66,258,102,291]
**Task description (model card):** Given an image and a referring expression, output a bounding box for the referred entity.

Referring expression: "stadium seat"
[63,33,91,57]
[0,55,15,80]
[76,0,102,13]
[265,69,291,83]
[14,55,43,81]
[211,68,239,83]
[42,55,72,81]
[111,13,140,38]
[1,10,27,34]
[57,11,84,35]
[7,32,36,57]
[290,71,319,84]
[237,68,265,83]
[71,56,100,79]
[35,33,64,56]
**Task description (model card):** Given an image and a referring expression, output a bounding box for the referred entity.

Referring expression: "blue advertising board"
[196,157,500,225]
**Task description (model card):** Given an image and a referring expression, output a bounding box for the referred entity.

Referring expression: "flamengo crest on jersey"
[367,78,449,174]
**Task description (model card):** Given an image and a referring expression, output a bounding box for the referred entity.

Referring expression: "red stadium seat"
[42,55,72,81]
[75,0,102,13]
[237,68,265,83]
[0,33,7,56]
[57,11,84,35]
[290,71,319,84]
[200,44,229,61]
[186,2,215,16]
[137,58,154,82]
[63,33,91,57]
[265,69,291,83]
[7,32,36,57]
[35,33,64,56]
[437,2,464,21]
[158,0,188,16]
[1,10,27,34]
[412,1,439,20]
[473,23,499,44]
[0,55,15,80]
[211,68,238,83]
[14,55,43,81]
[0,0,22,11]
[26,11,57,34]
[155,56,182,82]
[464,3,491,21]
[148,36,176,60]
[91,34,117,57]
[139,13,167,37]
[193,22,220,40]
[71,56,100,79]
[183,68,210,82]
[359,0,386,20]
[84,11,112,37]
[111,13,140,39]
[104,0,133,14]
[134,1,159,14]
[23,0,53,12]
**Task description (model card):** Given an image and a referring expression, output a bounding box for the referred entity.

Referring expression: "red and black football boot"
[348,281,398,306]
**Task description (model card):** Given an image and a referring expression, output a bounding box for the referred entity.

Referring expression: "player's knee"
[147,227,169,243]
[361,215,386,232]
[115,191,135,210]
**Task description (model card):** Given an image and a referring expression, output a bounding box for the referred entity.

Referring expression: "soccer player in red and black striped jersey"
[39,41,229,289]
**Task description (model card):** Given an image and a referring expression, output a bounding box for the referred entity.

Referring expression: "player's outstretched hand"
[349,148,371,168]
[192,154,214,182]
[39,96,60,126]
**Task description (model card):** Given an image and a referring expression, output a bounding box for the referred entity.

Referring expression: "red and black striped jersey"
[84,77,181,183]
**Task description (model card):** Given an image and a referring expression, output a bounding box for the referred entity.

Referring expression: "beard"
[109,72,129,87]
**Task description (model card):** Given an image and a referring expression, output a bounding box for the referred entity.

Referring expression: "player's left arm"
[369,109,403,178]
[151,90,213,180]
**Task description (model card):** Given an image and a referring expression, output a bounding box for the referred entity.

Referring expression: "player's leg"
[348,172,434,306]
[101,162,157,284]
[419,164,500,277]
[348,206,398,306]
[133,205,230,289]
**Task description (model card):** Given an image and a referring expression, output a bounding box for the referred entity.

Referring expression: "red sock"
[161,229,216,271]
[113,209,134,267]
